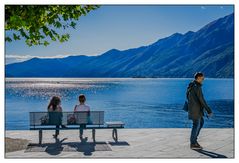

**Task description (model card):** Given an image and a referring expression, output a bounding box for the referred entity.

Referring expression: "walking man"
[186,72,213,150]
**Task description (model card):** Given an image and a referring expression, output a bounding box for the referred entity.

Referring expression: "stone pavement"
[5,128,234,158]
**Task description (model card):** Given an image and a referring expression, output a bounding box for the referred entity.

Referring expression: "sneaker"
[53,134,58,138]
[196,142,203,149]
[190,143,203,150]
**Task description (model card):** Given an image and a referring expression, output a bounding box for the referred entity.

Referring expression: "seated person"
[47,96,66,138]
[74,94,90,139]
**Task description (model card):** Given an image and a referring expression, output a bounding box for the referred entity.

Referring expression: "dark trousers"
[79,124,86,137]
[190,117,204,144]
[55,125,60,136]
[55,125,65,136]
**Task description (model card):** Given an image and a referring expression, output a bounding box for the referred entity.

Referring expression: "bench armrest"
[105,121,124,128]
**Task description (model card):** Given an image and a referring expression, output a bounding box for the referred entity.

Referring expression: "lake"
[5,78,234,129]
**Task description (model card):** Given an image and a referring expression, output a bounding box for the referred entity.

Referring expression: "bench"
[29,111,124,144]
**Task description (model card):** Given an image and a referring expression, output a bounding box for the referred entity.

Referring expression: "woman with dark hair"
[48,96,66,138]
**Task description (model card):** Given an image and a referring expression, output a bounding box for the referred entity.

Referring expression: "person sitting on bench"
[74,94,91,139]
[47,96,66,138]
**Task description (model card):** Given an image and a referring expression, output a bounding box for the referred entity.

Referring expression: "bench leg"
[112,128,118,142]
[92,129,96,142]
[39,130,43,145]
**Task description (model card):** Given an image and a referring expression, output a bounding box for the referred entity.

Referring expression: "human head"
[79,94,86,104]
[48,96,61,110]
[194,72,205,84]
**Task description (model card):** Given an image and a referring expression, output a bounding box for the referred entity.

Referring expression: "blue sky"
[5,5,233,64]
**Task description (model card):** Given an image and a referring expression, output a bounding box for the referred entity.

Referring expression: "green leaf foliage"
[5,5,99,46]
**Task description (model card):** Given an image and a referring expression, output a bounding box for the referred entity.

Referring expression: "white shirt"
[74,104,90,112]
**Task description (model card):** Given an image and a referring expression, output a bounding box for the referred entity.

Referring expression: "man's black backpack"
[183,101,189,112]
[183,82,194,112]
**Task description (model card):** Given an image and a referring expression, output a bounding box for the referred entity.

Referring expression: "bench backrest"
[29,111,104,127]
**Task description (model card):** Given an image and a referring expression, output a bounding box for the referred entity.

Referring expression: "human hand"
[208,113,213,118]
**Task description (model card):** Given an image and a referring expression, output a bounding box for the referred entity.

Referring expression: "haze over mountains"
[6,13,234,78]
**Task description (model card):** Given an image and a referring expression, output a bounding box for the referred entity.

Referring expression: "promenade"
[5,128,234,158]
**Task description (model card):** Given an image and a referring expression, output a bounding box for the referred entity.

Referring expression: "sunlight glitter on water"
[5,78,234,129]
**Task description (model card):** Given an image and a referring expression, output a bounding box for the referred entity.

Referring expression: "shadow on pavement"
[108,141,130,146]
[26,137,120,156]
[193,149,227,158]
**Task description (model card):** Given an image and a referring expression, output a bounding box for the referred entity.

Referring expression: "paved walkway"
[5,128,234,158]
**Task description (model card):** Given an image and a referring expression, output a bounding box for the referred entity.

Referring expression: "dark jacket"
[186,80,212,120]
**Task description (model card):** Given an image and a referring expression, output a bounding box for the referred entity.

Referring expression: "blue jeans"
[79,124,86,137]
[190,117,204,144]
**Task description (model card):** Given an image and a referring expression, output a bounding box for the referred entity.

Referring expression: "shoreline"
[6,126,235,131]
[5,77,234,79]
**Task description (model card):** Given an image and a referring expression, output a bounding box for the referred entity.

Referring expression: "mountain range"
[6,13,234,78]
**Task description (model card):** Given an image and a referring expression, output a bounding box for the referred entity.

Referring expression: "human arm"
[74,105,77,112]
[59,106,63,112]
[195,86,212,114]
[47,106,52,112]
[87,106,90,115]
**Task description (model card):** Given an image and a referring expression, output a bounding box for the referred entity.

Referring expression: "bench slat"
[29,111,104,126]
[30,126,124,130]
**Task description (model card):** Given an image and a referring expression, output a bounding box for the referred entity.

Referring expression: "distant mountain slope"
[6,13,234,78]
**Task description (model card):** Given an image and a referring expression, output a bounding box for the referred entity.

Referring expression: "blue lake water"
[5,78,234,129]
